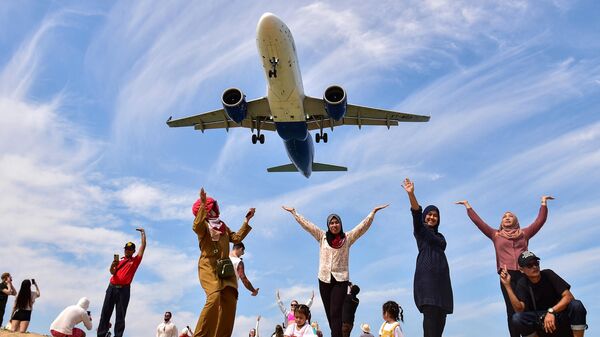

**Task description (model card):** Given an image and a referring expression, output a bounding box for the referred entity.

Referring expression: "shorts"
[11,309,32,321]
[51,328,86,337]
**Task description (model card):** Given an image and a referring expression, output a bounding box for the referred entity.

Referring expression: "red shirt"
[110,255,142,285]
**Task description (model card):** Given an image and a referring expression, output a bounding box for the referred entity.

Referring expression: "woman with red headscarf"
[192,188,255,337]
[455,195,554,337]
[282,203,388,337]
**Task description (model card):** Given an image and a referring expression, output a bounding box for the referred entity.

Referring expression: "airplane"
[166,12,430,178]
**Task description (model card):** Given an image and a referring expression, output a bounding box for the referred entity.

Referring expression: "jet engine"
[323,85,347,121]
[221,88,248,124]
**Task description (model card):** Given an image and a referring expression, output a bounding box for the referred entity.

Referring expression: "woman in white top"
[282,204,388,337]
[10,279,40,332]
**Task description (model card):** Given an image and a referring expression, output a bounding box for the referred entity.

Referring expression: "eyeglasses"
[291,303,298,307]
[525,261,539,268]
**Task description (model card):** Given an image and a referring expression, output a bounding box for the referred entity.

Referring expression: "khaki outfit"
[192,204,251,337]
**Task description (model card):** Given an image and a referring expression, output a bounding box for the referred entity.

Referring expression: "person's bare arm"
[237,261,259,296]
[403,178,419,210]
[136,227,147,258]
[542,288,575,334]
[499,266,525,312]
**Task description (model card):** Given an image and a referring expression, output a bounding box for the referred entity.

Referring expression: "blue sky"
[0,1,599,336]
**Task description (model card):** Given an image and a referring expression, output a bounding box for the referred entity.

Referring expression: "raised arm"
[403,178,419,211]
[1,278,15,296]
[306,290,315,307]
[136,227,146,258]
[237,261,259,296]
[523,196,552,239]
[276,290,287,315]
[255,315,261,337]
[282,206,323,242]
[229,208,255,244]
[455,200,495,239]
[192,188,209,239]
[347,204,388,245]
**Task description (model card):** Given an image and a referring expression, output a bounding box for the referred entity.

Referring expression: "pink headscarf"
[192,197,225,234]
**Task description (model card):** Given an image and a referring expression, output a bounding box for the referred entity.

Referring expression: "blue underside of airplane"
[275,121,314,178]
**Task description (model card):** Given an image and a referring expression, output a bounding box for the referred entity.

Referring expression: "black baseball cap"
[518,251,540,267]
[124,242,136,250]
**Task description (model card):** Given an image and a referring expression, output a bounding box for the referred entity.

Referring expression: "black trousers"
[97,284,131,337]
[422,305,447,337]
[0,298,7,327]
[500,270,524,337]
[319,276,348,337]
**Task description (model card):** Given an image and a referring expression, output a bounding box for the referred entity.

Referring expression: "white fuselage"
[256,13,305,122]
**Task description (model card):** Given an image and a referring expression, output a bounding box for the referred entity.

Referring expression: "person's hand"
[251,288,259,296]
[136,227,145,233]
[455,200,471,209]
[282,206,296,214]
[544,311,556,333]
[373,204,389,214]
[402,178,414,194]
[311,290,315,300]
[276,289,280,299]
[199,188,207,203]
[246,208,256,221]
[257,315,261,321]
[499,265,511,287]
[541,196,555,205]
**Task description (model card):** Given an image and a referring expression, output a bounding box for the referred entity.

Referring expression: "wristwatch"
[547,308,555,314]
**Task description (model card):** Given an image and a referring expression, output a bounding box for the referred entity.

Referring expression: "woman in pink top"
[455,196,553,337]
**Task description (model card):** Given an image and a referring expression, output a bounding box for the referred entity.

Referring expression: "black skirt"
[11,309,32,321]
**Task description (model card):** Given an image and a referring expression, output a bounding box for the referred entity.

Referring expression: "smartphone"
[31,278,36,285]
[114,254,119,262]
[87,311,91,316]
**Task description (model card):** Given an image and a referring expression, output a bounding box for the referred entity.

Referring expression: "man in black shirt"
[499,251,587,337]
[0,272,17,327]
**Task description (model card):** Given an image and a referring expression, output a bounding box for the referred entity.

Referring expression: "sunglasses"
[291,303,298,307]
[524,260,539,268]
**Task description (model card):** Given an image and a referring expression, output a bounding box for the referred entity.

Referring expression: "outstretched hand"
[455,200,471,209]
[402,178,414,194]
[282,206,296,214]
[373,204,389,214]
[251,288,259,296]
[541,195,555,204]
[246,208,256,221]
[199,188,207,203]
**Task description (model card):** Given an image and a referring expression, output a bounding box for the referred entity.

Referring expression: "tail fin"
[267,162,347,173]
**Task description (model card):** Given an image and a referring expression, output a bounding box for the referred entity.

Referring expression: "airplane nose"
[257,12,283,32]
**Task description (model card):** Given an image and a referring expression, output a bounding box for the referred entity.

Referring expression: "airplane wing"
[166,97,275,132]
[303,96,430,130]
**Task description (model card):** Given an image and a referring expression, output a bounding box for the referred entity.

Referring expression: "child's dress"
[284,322,317,337]
[379,321,404,337]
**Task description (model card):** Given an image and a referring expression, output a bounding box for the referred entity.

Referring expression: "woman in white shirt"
[10,279,40,332]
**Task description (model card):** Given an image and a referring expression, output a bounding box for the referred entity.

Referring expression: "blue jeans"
[97,284,131,337]
[512,299,587,337]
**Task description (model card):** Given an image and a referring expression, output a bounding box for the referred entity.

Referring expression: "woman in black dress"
[403,178,453,337]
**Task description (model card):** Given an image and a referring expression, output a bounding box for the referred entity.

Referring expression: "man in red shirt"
[97,228,146,337]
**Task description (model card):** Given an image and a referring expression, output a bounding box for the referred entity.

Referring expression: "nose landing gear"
[268,57,279,78]
[252,133,265,144]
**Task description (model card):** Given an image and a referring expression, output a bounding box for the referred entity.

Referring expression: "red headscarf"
[192,197,225,233]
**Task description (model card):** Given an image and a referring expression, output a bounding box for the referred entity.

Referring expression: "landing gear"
[251,133,265,144]
[315,132,328,143]
[268,57,279,78]
[251,119,265,144]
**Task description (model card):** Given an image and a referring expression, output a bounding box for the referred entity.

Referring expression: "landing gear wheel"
[252,134,257,144]
[323,132,328,143]
[315,133,321,143]
[259,134,265,144]
[268,70,277,78]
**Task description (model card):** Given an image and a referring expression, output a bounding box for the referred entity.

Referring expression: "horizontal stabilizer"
[267,162,347,173]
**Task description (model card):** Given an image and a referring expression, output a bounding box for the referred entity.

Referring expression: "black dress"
[411,206,453,314]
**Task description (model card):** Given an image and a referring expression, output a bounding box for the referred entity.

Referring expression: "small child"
[284,304,316,337]
[342,283,360,337]
[379,301,404,337]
